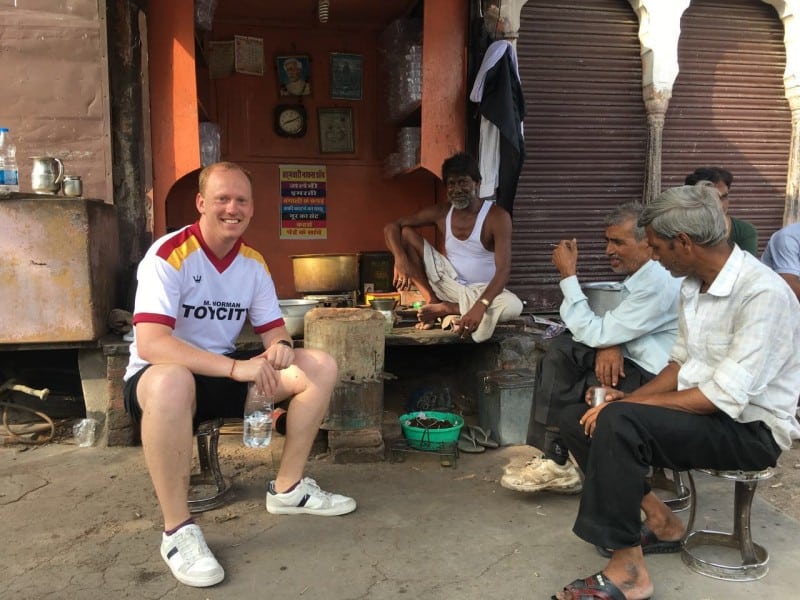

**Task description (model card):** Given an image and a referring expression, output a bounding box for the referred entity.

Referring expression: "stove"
[302,292,357,308]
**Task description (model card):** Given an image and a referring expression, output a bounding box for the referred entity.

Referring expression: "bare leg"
[272,348,338,492]
[641,490,685,541]
[417,301,460,324]
[555,491,681,599]
[136,364,196,530]
[396,227,439,303]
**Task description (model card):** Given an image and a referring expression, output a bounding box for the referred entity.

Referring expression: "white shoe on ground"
[266,477,357,516]
[160,523,224,587]
[500,455,582,494]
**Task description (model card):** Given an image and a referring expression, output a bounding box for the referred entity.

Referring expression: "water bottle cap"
[0,128,8,132]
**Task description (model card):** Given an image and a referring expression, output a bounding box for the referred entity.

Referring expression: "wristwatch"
[479,298,491,307]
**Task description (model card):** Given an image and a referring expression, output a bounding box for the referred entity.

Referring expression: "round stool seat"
[188,419,231,513]
[681,468,773,581]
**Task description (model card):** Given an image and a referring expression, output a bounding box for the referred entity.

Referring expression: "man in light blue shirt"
[502,203,681,494]
[761,222,800,300]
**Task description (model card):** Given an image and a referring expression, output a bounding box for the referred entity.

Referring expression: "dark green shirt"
[730,217,758,255]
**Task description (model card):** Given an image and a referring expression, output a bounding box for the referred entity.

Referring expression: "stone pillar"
[304,308,387,463]
[784,94,800,224]
[642,87,671,204]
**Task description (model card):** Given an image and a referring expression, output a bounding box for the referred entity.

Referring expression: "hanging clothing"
[469,40,526,217]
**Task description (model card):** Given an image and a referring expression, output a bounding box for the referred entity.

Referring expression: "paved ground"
[2,432,799,600]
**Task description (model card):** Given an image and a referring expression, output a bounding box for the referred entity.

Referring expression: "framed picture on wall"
[277,55,311,96]
[330,53,363,100]
[318,107,355,153]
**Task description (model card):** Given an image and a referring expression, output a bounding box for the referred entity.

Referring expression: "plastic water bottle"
[243,382,273,447]
[0,127,19,196]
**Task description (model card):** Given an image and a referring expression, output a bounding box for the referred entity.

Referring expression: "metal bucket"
[581,281,625,316]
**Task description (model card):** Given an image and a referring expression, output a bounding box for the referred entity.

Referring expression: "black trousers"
[559,401,781,550]
[528,335,654,445]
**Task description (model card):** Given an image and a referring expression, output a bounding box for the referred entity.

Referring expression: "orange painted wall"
[147,0,201,238]
[165,21,446,298]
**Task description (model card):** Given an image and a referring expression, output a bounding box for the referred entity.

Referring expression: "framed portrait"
[277,55,311,96]
[330,53,363,100]
[318,107,355,154]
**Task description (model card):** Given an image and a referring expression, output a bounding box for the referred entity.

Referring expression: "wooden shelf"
[382,0,466,179]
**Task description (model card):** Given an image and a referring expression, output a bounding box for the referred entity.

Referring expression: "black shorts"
[123,350,256,429]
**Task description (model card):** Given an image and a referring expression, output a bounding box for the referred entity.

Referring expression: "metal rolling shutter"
[512,1,647,312]
[661,0,790,255]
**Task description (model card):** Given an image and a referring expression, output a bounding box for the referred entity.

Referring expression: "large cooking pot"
[291,253,359,293]
[581,281,624,316]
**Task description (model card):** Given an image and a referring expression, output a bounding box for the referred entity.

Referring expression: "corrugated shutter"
[513,1,647,312]
[661,0,790,253]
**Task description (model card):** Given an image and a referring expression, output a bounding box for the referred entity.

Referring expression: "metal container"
[581,281,625,316]
[478,369,535,446]
[278,298,319,338]
[591,387,607,407]
[62,175,82,197]
[31,156,65,194]
[291,253,359,293]
[359,251,394,295]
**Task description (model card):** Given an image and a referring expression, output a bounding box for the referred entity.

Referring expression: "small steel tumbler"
[591,387,607,408]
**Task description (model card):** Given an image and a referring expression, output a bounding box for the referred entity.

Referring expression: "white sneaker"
[266,477,357,516]
[500,456,582,494]
[160,524,224,587]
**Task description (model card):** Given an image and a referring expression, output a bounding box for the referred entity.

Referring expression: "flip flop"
[469,425,499,448]
[595,523,681,558]
[457,429,485,453]
[552,571,649,600]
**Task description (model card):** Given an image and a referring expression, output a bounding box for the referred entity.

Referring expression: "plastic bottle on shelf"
[242,382,273,448]
[0,127,19,196]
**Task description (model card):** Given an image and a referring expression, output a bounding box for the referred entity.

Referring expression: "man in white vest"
[384,152,523,342]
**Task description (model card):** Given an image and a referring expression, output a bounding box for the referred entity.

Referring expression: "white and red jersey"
[125,223,284,380]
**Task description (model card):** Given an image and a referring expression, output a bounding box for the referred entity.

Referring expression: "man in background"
[685,166,758,255]
[762,222,800,300]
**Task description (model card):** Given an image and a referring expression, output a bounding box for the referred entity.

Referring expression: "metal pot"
[291,253,359,293]
[581,281,624,316]
[31,156,65,194]
[278,298,319,337]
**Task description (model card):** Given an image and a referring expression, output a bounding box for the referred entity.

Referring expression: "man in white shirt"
[552,182,800,600]
[124,162,355,589]
[502,204,681,494]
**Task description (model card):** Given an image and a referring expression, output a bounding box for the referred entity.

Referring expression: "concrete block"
[327,427,383,450]
[330,443,386,464]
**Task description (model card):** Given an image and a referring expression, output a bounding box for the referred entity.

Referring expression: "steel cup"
[591,387,607,408]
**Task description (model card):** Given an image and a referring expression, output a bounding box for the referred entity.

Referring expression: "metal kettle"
[31,156,65,194]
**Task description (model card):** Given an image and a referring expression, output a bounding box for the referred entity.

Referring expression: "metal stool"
[187,419,231,513]
[681,468,773,581]
[647,467,692,512]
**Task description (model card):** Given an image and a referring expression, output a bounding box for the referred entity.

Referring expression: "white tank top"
[445,201,496,284]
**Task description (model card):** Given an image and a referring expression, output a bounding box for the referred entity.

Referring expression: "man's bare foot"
[553,569,653,600]
[417,302,458,324]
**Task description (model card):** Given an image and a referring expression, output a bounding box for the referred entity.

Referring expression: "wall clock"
[274,104,307,138]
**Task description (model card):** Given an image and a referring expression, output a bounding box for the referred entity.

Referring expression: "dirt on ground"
[756,442,800,523]
[8,414,800,524]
